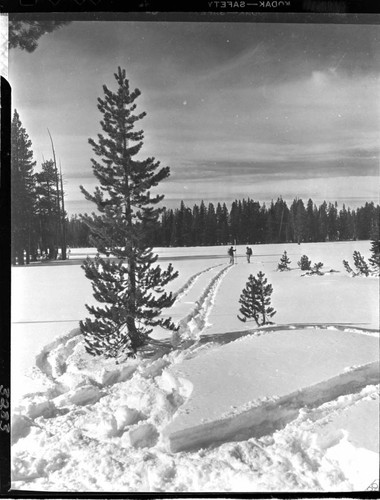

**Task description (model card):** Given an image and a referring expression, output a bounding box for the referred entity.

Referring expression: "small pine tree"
[301,261,324,276]
[353,251,370,276]
[79,67,179,358]
[369,239,380,275]
[237,271,276,326]
[310,262,324,275]
[277,250,291,271]
[343,250,371,277]
[343,259,355,275]
[297,254,311,271]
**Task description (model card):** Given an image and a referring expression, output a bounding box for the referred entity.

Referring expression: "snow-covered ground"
[11,241,379,492]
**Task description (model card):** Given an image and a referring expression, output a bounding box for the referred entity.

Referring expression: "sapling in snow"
[80,67,178,358]
[343,259,355,275]
[237,271,276,326]
[343,250,370,277]
[277,250,291,271]
[302,262,324,276]
[353,251,370,276]
[297,254,311,271]
[369,239,380,275]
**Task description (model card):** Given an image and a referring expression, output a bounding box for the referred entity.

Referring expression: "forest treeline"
[150,198,380,247]
[65,197,379,249]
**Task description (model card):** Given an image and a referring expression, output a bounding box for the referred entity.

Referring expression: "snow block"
[157,369,193,399]
[163,329,379,453]
[53,384,103,407]
[97,415,118,438]
[141,358,168,378]
[115,406,143,430]
[15,397,56,420]
[58,371,96,391]
[127,423,159,448]
[78,362,137,387]
[96,368,122,386]
[165,361,379,453]
[157,369,179,393]
[11,414,34,444]
[116,364,137,384]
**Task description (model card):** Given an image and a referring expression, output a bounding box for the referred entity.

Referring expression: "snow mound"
[53,384,104,407]
[323,431,378,489]
[127,423,159,449]
[114,406,143,430]
[165,361,379,453]
[163,328,379,452]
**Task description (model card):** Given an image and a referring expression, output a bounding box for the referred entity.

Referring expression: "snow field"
[11,240,380,491]
[68,240,374,268]
[11,257,217,324]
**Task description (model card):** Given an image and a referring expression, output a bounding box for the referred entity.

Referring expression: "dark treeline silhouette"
[65,197,379,248]
[150,197,379,247]
[65,215,91,248]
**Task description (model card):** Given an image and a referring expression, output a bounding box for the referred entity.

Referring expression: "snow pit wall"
[164,361,379,453]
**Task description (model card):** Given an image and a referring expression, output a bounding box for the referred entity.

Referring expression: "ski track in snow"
[171,263,223,304]
[11,250,379,492]
[199,322,379,347]
[173,263,234,346]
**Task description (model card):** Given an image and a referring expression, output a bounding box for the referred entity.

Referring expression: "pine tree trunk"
[127,253,138,347]
[26,229,31,264]
[60,166,67,260]
[17,248,24,265]
[48,243,55,260]
[124,143,139,350]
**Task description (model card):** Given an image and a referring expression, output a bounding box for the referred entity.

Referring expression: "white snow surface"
[11,241,380,492]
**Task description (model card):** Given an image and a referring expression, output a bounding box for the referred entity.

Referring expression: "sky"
[8,18,380,215]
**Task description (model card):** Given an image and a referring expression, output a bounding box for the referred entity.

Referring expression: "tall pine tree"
[79,67,178,358]
[11,110,37,265]
[35,159,61,259]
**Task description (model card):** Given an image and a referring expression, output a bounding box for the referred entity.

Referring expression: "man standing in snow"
[246,246,253,263]
[228,246,236,264]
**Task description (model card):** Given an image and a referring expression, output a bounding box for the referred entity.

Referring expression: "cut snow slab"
[162,329,379,452]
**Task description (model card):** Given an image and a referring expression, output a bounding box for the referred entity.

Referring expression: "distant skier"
[228,246,236,264]
[246,246,253,263]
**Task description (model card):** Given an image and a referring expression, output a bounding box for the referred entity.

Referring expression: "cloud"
[169,154,378,182]
[9,20,380,216]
